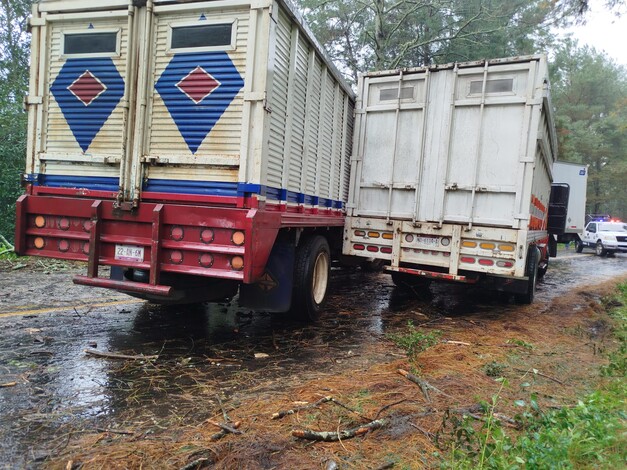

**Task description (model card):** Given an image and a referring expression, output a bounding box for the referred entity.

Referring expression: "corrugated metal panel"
[342,98,354,201]
[303,56,323,195]
[266,7,291,189]
[146,9,248,176]
[351,57,552,227]
[317,72,335,198]
[45,18,128,160]
[285,33,308,192]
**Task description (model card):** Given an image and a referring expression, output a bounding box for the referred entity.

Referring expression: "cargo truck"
[551,161,588,246]
[343,56,563,303]
[15,0,354,320]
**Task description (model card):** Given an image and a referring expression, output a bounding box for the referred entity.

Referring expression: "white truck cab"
[577,219,627,256]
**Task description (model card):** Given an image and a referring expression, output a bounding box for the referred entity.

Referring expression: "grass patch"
[437,282,627,469]
[387,321,442,362]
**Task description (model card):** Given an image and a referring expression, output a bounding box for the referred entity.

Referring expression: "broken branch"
[292,419,387,442]
[398,369,430,402]
[272,396,332,420]
[514,367,565,385]
[96,428,134,435]
[209,421,241,441]
[0,382,17,388]
[208,420,242,435]
[443,340,471,346]
[84,348,158,361]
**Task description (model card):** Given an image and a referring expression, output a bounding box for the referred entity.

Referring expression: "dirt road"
[0,251,625,468]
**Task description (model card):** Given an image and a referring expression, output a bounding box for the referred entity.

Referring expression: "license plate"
[416,236,439,246]
[115,245,145,262]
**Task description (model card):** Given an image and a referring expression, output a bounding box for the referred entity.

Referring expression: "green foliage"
[297,0,586,77]
[602,283,627,377]
[483,361,507,378]
[0,0,32,242]
[551,42,627,220]
[387,321,442,360]
[437,283,627,469]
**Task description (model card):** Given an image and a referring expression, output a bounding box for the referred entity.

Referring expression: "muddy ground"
[0,250,625,469]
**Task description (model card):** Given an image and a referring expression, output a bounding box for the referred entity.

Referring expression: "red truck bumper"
[15,194,282,289]
[15,194,344,297]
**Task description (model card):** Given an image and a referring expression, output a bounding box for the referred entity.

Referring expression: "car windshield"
[598,222,627,232]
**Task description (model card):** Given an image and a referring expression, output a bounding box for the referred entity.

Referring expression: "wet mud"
[0,251,625,467]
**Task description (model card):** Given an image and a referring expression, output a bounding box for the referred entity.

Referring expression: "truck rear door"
[132,1,248,205]
[32,1,249,207]
[31,4,135,196]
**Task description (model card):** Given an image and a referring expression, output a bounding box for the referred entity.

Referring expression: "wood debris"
[292,418,387,442]
[84,348,158,361]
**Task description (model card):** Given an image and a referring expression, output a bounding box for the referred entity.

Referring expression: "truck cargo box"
[551,161,588,242]
[16,0,354,316]
[344,55,559,303]
[21,0,353,208]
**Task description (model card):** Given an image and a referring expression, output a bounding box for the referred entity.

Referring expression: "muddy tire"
[575,240,584,253]
[595,240,607,257]
[514,246,539,305]
[291,236,330,321]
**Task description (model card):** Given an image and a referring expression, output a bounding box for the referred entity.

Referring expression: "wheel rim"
[596,242,603,255]
[311,251,329,305]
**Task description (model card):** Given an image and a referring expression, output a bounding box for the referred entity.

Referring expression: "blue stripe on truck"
[28,175,344,208]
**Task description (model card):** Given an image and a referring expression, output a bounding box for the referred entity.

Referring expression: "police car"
[576,217,627,256]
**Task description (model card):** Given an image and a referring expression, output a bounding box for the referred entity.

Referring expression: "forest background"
[0,0,625,242]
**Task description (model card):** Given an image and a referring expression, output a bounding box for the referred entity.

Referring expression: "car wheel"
[575,240,584,253]
[595,240,607,257]
[292,236,330,321]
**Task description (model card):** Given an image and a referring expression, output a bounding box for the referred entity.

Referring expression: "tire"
[595,240,607,257]
[575,240,584,253]
[514,246,539,305]
[292,236,331,321]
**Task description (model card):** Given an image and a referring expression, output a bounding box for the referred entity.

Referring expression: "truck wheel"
[514,247,539,305]
[595,240,607,257]
[292,236,330,321]
[575,240,584,253]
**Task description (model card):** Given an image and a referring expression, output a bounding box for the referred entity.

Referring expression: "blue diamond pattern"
[50,58,125,152]
[155,52,244,154]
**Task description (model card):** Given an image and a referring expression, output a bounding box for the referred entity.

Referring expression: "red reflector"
[496,260,514,268]
[353,244,365,250]
[171,226,184,241]
[199,253,214,268]
[367,246,379,252]
[58,218,70,231]
[479,259,494,266]
[58,240,70,252]
[460,257,475,264]
[381,247,392,254]
[170,250,183,264]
